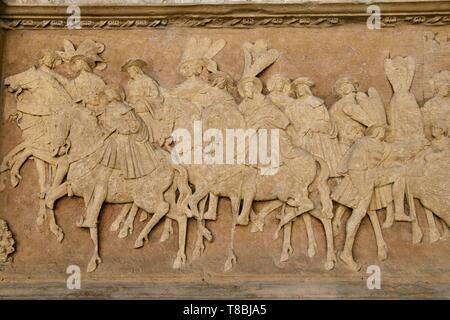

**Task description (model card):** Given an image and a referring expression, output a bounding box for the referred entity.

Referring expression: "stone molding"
[1,2,450,29]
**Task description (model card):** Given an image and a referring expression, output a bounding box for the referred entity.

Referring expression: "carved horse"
[10,104,193,272]
[1,66,75,242]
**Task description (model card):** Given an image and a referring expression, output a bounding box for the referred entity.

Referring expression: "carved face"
[242,81,256,99]
[127,66,142,79]
[339,82,356,96]
[104,88,120,102]
[295,84,311,98]
[179,59,203,78]
[72,59,91,73]
[213,77,227,89]
[40,54,60,69]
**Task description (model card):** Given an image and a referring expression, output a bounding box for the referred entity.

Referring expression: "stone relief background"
[0,23,450,298]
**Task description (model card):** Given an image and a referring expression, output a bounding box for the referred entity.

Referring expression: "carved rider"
[121,59,167,144]
[78,85,160,228]
[266,74,294,112]
[339,125,409,271]
[329,77,374,149]
[422,71,450,136]
[54,55,106,113]
[285,77,344,177]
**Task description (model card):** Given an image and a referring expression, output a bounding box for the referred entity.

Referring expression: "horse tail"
[312,156,333,219]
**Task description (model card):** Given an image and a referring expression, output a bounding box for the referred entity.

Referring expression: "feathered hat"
[57,39,106,70]
[240,39,279,80]
[179,37,226,73]
[238,39,279,94]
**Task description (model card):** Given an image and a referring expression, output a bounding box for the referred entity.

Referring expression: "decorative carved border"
[1,2,450,30]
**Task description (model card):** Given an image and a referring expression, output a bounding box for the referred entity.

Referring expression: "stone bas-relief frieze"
[1,34,450,281]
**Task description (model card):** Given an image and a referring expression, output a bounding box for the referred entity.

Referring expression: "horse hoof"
[36,215,45,226]
[429,232,440,244]
[250,221,263,233]
[236,214,249,226]
[173,255,186,269]
[139,211,148,222]
[160,230,170,242]
[10,173,21,188]
[339,252,361,272]
[134,238,144,248]
[224,252,237,272]
[193,244,204,260]
[272,229,280,240]
[118,227,130,239]
[0,174,6,193]
[109,221,121,232]
[54,229,64,243]
[378,244,388,261]
[307,246,316,258]
[87,258,100,273]
[280,252,289,263]
[412,230,423,244]
[224,259,234,272]
[45,200,54,210]
[324,260,335,271]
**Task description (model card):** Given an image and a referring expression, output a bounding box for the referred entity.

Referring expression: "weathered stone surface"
[0,2,449,298]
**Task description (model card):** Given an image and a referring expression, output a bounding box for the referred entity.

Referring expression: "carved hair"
[237,76,263,97]
[333,76,359,97]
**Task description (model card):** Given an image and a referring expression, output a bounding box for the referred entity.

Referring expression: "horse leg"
[110,203,132,232]
[48,205,64,242]
[9,149,34,187]
[339,198,370,271]
[406,185,423,244]
[118,203,139,238]
[280,204,294,262]
[87,226,102,273]
[139,211,149,222]
[439,217,450,239]
[46,182,70,210]
[332,204,348,235]
[161,184,177,242]
[160,217,173,242]
[382,202,395,229]
[193,219,207,259]
[35,159,49,226]
[204,193,219,220]
[250,200,283,233]
[0,141,29,172]
[224,196,240,272]
[274,196,313,240]
[172,214,188,269]
[236,189,256,226]
[83,180,108,272]
[134,200,170,248]
[319,217,337,271]
[368,210,388,261]
[425,208,441,243]
[303,213,317,258]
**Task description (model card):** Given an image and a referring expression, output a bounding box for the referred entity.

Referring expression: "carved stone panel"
[0,3,449,298]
